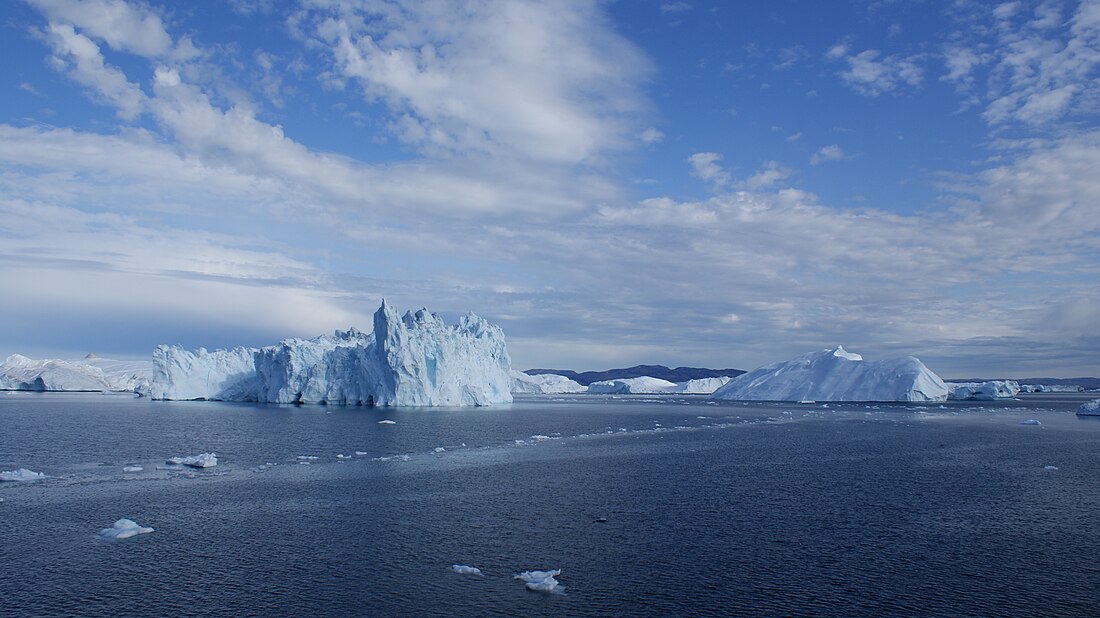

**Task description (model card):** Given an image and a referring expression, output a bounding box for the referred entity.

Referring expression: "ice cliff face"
[150,301,512,406]
[667,376,733,394]
[711,346,948,402]
[0,354,151,392]
[587,376,679,394]
[947,380,1020,400]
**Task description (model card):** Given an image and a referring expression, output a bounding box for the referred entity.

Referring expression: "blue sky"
[1,0,1098,378]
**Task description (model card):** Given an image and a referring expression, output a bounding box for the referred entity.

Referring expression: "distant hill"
[523,364,746,386]
[949,377,1100,390]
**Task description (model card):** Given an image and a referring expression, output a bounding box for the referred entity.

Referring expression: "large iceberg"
[947,380,1020,400]
[510,371,587,394]
[711,346,949,402]
[0,353,151,393]
[587,376,678,394]
[150,301,512,406]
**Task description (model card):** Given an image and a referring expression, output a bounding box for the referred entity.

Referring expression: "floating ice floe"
[296,455,320,460]
[451,564,484,576]
[355,451,368,456]
[1044,465,1059,470]
[1020,419,1042,426]
[711,346,948,402]
[515,569,564,593]
[378,420,397,424]
[1077,399,1100,416]
[149,301,512,406]
[166,453,218,468]
[0,468,46,482]
[98,518,154,539]
[122,466,143,473]
[336,454,351,459]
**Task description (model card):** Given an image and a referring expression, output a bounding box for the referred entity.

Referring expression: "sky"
[0,0,1097,378]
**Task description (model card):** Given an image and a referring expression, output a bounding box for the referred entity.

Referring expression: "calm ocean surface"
[2,392,1098,616]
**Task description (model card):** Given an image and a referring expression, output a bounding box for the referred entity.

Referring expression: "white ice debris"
[510,371,587,394]
[1077,399,1100,416]
[451,564,484,576]
[711,346,948,402]
[587,376,678,394]
[515,569,564,593]
[1021,384,1084,393]
[0,468,46,482]
[166,453,217,468]
[1044,465,1059,470]
[666,376,734,394]
[378,420,397,424]
[122,466,143,473]
[149,301,512,406]
[0,353,151,393]
[98,519,153,539]
[1020,419,1042,426]
[947,380,1020,400]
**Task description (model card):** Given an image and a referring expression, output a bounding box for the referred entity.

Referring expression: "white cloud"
[660,2,691,14]
[639,127,665,144]
[301,0,652,166]
[687,152,731,188]
[742,160,791,190]
[829,47,924,96]
[810,144,845,165]
[27,0,173,58]
[41,23,146,120]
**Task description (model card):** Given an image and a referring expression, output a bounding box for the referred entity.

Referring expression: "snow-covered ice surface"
[150,301,512,406]
[587,376,678,394]
[515,569,564,593]
[1077,399,1100,416]
[0,354,151,393]
[711,346,949,402]
[97,519,153,539]
[0,468,46,482]
[510,371,587,394]
[451,565,484,576]
[947,380,1020,400]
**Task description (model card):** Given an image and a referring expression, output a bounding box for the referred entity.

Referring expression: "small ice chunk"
[1044,465,1059,470]
[98,518,154,539]
[515,569,564,593]
[355,451,368,456]
[378,420,397,424]
[336,454,351,459]
[1020,419,1042,426]
[123,466,143,473]
[451,564,484,576]
[167,453,217,468]
[434,447,446,453]
[296,455,320,460]
[0,468,46,482]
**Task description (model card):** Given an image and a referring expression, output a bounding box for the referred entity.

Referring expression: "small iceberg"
[98,519,154,539]
[378,420,397,425]
[122,466,143,473]
[451,564,484,576]
[336,454,351,459]
[0,468,46,482]
[166,453,218,468]
[1020,419,1042,426]
[1044,465,1059,471]
[296,455,320,461]
[1077,399,1100,416]
[515,569,564,593]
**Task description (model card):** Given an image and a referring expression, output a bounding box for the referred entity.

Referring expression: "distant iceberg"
[711,346,948,402]
[667,376,733,394]
[1020,384,1084,393]
[510,371,587,394]
[0,468,46,482]
[451,564,484,576]
[1078,399,1100,416]
[98,519,153,539]
[587,376,678,394]
[150,301,512,406]
[0,353,150,393]
[947,380,1020,400]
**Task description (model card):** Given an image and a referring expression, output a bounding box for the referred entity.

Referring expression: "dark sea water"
[2,391,1098,617]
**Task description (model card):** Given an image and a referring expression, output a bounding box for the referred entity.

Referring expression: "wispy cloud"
[810,144,846,165]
